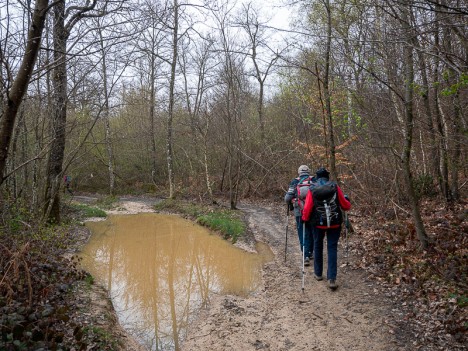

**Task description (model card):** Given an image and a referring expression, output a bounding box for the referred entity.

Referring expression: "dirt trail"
[77,196,402,350]
[181,203,401,351]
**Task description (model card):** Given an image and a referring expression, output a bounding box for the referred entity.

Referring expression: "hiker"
[63,175,73,195]
[301,167,351,290]
[284,165,315,266]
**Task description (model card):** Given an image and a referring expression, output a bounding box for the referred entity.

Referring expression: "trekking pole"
[284,205,290,262]
[302,222,306,293]
[344,212,349,265]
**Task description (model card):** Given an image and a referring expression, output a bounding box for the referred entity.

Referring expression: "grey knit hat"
[298,165,310,176]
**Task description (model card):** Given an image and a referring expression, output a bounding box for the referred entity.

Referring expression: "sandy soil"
[78,197,403,351]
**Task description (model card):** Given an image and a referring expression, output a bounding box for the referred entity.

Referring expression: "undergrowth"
[154,199,245,242]
[0,199,117,350]
[353,197,467,349]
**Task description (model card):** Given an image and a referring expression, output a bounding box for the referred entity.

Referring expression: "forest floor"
[1,194,464,350]
[72,194,466,351]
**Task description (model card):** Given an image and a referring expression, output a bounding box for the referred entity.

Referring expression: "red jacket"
[301,184,351,228]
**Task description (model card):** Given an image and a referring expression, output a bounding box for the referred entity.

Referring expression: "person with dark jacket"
[301,167,351,290]
[284,165,315,266]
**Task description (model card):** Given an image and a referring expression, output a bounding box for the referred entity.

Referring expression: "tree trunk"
[99,26,115,196]
[167,0,178,199]
[257,80,265,142]
[150,55,158,186]
[43,0,68,223]
[415,42,440,188]
[202,118,214,203]
[433,9,450,200]
[441,16,462,201]
[450,91,462,200]
[150,26,158,186]
[401,1,429,250]
[323,0,337,179]
[0,0,49,185]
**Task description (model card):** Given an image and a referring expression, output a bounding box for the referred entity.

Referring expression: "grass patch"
[197,211,245,243]
[154,199,206,218]
[84,273,95,287]
[82,325,119,350]
[95,195,118,210]
[448,293,468,308]
[154,199,245,242]
[70,203,107,218]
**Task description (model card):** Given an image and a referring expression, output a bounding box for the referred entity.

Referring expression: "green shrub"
[413,173,436,198]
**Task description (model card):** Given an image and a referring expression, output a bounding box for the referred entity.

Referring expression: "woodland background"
[1,0,467,235]
[0,0,467,349]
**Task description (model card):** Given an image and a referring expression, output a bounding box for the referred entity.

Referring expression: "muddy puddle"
[81,213,273,350]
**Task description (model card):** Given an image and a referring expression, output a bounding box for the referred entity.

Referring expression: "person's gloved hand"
[344,194,350,202]
[288,202,294,211]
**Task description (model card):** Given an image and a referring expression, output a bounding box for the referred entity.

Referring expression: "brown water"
[81,213,273,351]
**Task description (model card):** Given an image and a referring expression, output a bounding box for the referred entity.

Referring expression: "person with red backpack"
[301,167,351,290]
[284,165,316,266]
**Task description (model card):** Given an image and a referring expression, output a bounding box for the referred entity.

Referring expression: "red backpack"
[296,175,315,211]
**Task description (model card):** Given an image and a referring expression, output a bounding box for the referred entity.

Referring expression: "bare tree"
[43,0,120,223]
[179,35,216,201]
[132,0,171,185]
[211,1,250,209]
[322,0,337,179]
[0,0,50,186]
[400,0,429,249]
[239,3,279,143]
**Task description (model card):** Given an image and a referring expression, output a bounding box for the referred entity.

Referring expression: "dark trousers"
[313,226,341,280]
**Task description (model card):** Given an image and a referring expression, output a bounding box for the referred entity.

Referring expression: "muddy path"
[76,196,403,350]
[181,202,401,351]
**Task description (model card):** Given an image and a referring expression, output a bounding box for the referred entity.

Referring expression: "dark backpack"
[311,180,342,227]
[295,175,315,212]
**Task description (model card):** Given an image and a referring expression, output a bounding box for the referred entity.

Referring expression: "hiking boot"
[314,274,323,281]
[328,280,338,290]
[304,257,310,266]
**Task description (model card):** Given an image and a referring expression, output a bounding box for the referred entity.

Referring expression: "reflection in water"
[81,213,273,351]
